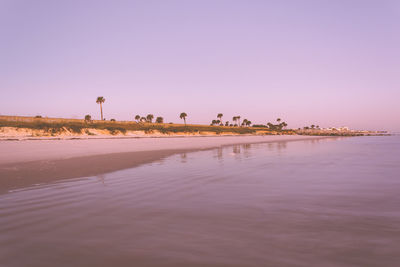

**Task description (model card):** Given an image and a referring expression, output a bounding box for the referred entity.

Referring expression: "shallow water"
[1,136,400,266]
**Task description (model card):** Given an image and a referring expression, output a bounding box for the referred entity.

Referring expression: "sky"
[1,0,399,131]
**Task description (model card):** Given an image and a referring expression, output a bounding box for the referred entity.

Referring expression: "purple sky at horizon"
[1,0,399,131]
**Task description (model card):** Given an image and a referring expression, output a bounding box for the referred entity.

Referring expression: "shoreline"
[0,132,281,141]
[0,135,337,193]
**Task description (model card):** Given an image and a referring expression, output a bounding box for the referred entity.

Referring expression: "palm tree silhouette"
[135,115,140,122]
[146,114,154,123]
[232,116,237,126]
[96,96,105,120]
[237,116,241,127]
[180,112,187,125]
[217,113,223,123]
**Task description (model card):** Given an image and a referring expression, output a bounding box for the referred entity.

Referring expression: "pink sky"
[1,0,399,131]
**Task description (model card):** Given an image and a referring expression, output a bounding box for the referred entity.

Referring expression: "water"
[1,136,400,266]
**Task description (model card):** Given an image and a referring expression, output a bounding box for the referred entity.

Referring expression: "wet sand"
[1,136,399,266]
[0,135,329,192]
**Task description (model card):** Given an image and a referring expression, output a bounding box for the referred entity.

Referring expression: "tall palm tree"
[232,116,237,125]
[237,116,241,127]
[96,96,105,120]
[217,113,223,123]
[242,119,248,127]
[146,114,154,123]
[135,115,140,122]
[180,112,187,125]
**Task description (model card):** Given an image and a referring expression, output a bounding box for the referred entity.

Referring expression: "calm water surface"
[1,136,400,266]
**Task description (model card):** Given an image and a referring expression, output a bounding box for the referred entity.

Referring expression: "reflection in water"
[216,147,223,161]
[1,137,400,267]
[232,144,241,155]
[180,152,187,163]
[96,174,106,186]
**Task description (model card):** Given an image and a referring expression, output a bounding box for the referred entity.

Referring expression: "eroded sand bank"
[0,135,331,192]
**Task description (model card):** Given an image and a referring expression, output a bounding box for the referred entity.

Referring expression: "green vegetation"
[180,112,187,125]
[146,114,154,123]
[265,118,288,131]
[96,96,105,120]
[217,113,223,125]
[0,119,130,135]
[0,98,368,137]
[0,118,279,136]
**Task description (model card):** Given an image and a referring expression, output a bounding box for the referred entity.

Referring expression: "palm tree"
[211,119,217,126]
[311,124,315,129]
[246,120,252,127]
[242,119,248,127]
[225,121,229,126]
[135,115,140,122]
[180,112,187,125]
[277,118,281,123]
[237,116,241,127]
[217,113,223,123]
[156,117,164,123]
[96,96,105,120]
[232,116,237,126]
[146,114,154,123]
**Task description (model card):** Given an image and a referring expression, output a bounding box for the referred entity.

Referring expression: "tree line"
[85,96,288,130]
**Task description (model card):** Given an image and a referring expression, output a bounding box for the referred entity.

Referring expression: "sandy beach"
[0,135,328,192]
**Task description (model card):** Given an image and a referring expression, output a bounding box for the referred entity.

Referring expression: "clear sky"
[1,0,399,131]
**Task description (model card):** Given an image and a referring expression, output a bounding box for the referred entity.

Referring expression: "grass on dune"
[0,119,277,135]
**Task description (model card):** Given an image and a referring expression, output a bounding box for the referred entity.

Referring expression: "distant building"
[337,126,350,131]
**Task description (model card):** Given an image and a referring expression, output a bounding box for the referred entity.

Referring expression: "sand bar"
[0,135,331,192]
